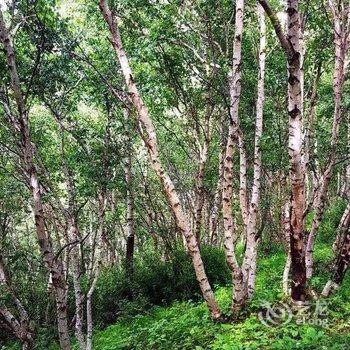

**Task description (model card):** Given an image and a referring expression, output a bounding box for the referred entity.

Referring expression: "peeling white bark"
[259,0,307,302]
[222,0,247,312]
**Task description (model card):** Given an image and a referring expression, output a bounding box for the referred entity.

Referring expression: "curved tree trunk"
[194,91,212,245]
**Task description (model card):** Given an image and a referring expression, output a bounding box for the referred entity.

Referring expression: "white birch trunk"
[99,0,221,319]
[242,2,266,297]
[0,10,71,349]
[259,0,307,302]
[209,117,226,245]
[86,192,106,350]
[124,107,135,275]
[222,0,247,312]
[282,203,292,296]
[0,257,32,348]
[305,1,349,279]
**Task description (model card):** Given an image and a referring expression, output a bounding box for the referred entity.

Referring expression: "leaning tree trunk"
[222,0,247,312]
[0,10,71,349]
[99,0,221,319]
[0,305,31,350]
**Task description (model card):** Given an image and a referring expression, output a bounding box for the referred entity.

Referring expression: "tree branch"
[258,0,294,55]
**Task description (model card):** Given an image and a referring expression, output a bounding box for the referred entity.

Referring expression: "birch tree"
[241,2,266,296]
[305,0,350,278]
[222,0,266,311]
[258,0,307,302]
[0,255,32,350]
[0,8,71,349]
[98,0,221,319]
[124,106,136,276]
[322,202,350,296]
[221,0,246,312]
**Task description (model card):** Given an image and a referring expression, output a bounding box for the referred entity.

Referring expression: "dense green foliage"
[0,0,349,349]
[92,246,231,327]
[4,243,349,350]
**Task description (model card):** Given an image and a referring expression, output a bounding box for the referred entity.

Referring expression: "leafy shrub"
[91,245,230,327]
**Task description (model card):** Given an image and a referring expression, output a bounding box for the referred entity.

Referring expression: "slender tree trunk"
[86,275,98,350]
[222,0,247,312]
[303,62,321,177]
[59,125,85,349]
[238,139,248,230]
[322,203,350,296]
[305,2,349,278]
[303,61,322,207]
[344,114,350,197]
[209,116,226,245]
[124,107,135,275]
[242,2,266,297]
[86,192,106,350]
[67,220,85,348]
[282,203,292,296]
[194,93,212,245]
[285,0,307,303]
[194,157,206,245]
[259,0,307,302]
[0,11,71,349]
[0,257,32,348]
[99,0,220,319]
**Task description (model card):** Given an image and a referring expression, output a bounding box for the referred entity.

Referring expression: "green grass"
[3,246,350,350]
[91,249,350,350]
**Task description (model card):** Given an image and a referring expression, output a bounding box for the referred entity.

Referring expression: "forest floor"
[3,246,350,350]
[92,246,350,350]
